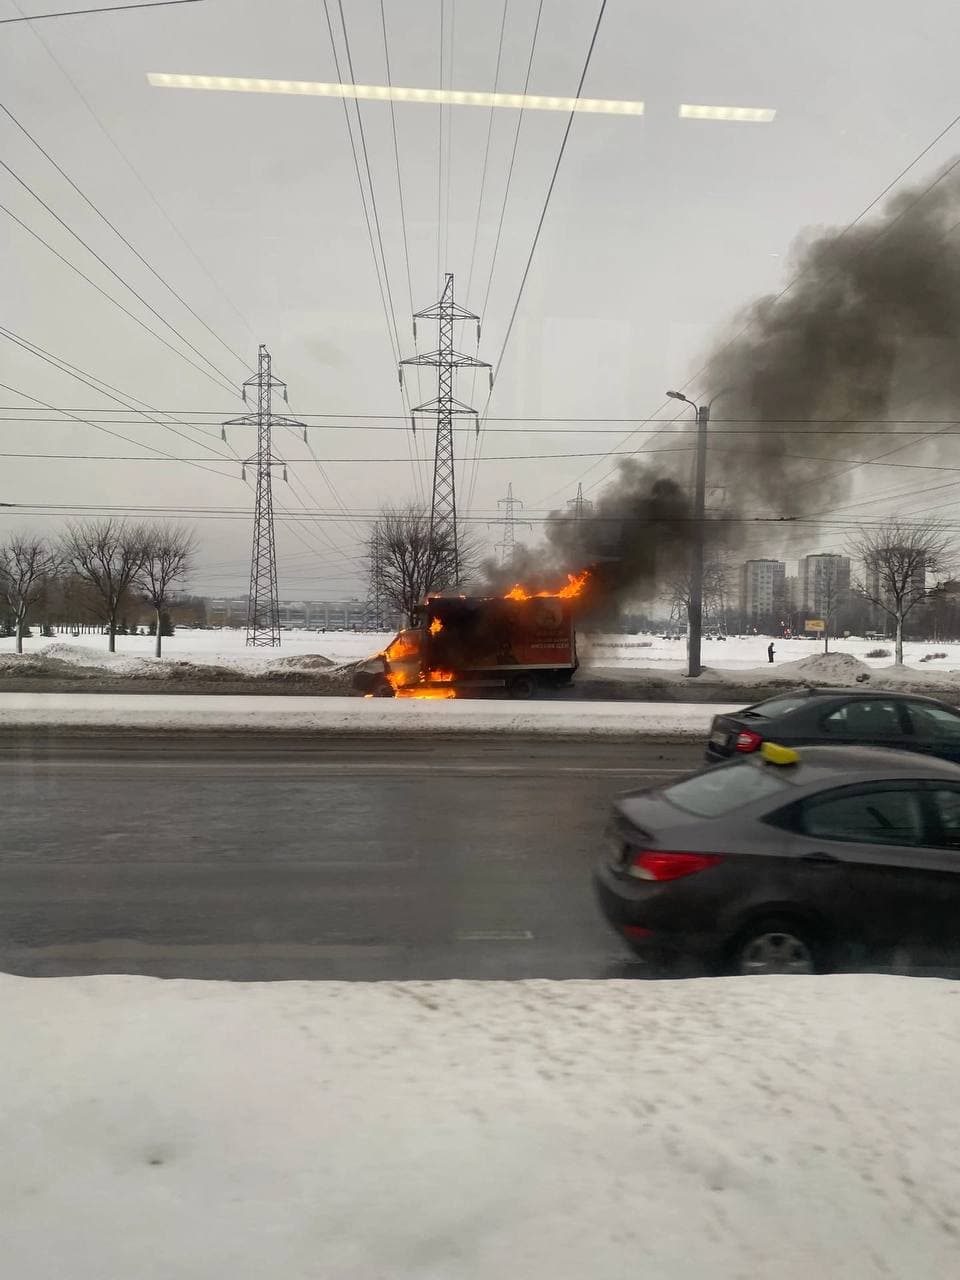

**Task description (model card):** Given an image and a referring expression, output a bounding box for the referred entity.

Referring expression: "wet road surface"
[0,733,700,980]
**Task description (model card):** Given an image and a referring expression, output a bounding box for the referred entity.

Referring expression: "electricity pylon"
[566,482,594,522]
[223,344,302,647]
[399,273,491,581]
[488,482,531,567]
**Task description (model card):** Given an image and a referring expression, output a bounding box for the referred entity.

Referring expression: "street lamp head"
[666,390,689,403]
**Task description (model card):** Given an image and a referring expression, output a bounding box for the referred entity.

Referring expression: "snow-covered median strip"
[3,973,958,1279]
[0,692,740,736]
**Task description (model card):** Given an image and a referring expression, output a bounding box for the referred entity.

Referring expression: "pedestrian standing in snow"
[767,642,775,664]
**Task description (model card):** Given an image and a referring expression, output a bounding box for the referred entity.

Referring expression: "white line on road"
[455,930,535,942]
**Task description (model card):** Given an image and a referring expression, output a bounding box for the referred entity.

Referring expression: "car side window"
[820,700,904,738]
[903,702,960,742]
[798,785,924,846]
[929,788,960,850]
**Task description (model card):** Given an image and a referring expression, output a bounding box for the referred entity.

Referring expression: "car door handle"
[801,851,841,865]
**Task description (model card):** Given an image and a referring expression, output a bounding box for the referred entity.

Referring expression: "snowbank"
[3,972,958,1279]
[0,693,738,736]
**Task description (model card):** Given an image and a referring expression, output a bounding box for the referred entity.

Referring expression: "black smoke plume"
[482,158,960,618]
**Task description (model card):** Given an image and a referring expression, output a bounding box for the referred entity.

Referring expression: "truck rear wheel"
[508,674,538,700]
[371,678,395,697]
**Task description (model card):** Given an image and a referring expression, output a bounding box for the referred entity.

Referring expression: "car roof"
[757,688,960,707]
[746,744,960,784]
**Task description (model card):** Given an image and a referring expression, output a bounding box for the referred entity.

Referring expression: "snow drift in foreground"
[3,973,958,1279]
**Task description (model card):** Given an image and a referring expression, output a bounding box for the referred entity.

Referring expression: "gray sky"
[2,0,959,600]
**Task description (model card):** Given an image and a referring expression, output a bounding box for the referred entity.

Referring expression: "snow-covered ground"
[584,631,960,674]
[4,630,960,702]
[3,972,958,1279]
[0,693,738,735]
[0,629,386,675]
[3,627,960,674]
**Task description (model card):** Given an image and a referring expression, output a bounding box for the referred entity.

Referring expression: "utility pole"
[399,273,491,581]
[666,390,714,677]
[488,482,531,567]
[223,344,302,647]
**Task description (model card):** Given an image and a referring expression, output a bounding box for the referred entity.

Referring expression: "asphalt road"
[0,732,702,981]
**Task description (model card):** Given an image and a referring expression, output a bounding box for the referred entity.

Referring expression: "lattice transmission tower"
[399,273,491,581]
[488,482,531,567]
[365,524,387,631]
[566,482,594,522]
[223,344,303,647]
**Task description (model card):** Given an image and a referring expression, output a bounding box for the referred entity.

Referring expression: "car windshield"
[662,763,791,817]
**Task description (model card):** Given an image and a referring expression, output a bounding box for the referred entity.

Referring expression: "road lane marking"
[455,930,535,942]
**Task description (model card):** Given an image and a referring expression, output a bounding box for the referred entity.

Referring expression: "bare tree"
[137,523,196,657]
[60,520,147,653]
[815,565,848,655]
[369,506,465,624]
[0,533,60,654]
[663,560,730,636]
[849,520,952,664]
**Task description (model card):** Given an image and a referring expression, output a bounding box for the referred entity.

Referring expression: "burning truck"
[352,572,588,700]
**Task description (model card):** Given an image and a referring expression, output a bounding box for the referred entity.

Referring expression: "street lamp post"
[666,389,715,678]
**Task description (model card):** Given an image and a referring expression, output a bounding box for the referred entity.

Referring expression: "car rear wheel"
[730,917,822,976]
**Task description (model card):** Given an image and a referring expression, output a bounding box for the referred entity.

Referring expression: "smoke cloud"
[483,157,960,618]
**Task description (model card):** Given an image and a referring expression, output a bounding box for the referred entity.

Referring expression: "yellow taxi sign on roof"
[760,741,800,766]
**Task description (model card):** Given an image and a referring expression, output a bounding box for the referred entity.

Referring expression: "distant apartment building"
[800,553,851,618]
[739,559,786,624]
[783,574,800,614]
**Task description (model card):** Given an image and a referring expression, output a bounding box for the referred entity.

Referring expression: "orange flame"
[385,668,458,699]
[429,617,444,636]
[503,569,591,602]
[383,633,420,661]
[395,687,457,700]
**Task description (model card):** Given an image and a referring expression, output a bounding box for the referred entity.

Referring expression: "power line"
[377,0,426,505]
[0,102,248,371]
[462,0,543,481]
[0,157,238,389]
[0,381,234,481]
[21,445,960,473]
[464,0,510,303]
[0,0,202,22]
[0,201,237,396]
[6,501,960,532]
[15,408,960,428]
[467,0,603,511]
[558,108,960,506]
[334,0,403,358]
[319,0,399,363]
[12,12,257,351]
[436,0,444,290]
[441,0,455,280]
[0,325,235,462]
[475,0,544,327]
[320,0,422,508]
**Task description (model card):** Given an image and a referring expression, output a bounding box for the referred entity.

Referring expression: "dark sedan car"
[594,743,960,975]
[705,688,960,765]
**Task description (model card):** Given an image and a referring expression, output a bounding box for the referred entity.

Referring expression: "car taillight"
[734,729,763,753]
[627,851,724,881]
